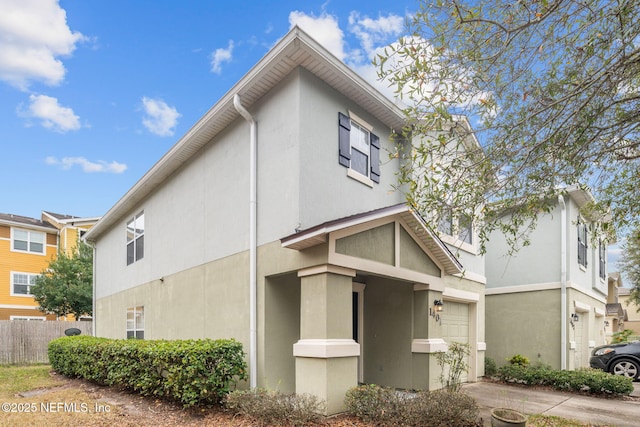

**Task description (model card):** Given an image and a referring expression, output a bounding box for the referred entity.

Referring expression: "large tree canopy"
[618,227,640,309]
[376,0,640,253]
[32,240,93,320]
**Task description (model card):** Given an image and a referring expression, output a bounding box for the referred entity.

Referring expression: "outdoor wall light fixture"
[430,299,444,323]
[604,320,610,327]
[570,313,579,329]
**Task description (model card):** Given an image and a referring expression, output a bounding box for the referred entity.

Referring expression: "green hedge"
[496,363,634,396]
[48,336,247,407]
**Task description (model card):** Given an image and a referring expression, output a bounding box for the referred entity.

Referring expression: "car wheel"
[611,359,640,379]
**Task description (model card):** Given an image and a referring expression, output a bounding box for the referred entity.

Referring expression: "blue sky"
[0,0,415,220]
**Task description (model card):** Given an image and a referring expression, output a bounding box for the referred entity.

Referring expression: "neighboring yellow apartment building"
[619,287,640,337]
[0,211,99,321]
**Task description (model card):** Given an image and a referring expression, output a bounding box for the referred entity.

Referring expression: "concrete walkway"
[462,381,640,427]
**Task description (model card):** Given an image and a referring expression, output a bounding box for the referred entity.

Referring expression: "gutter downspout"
[92,244,97,336]
[559,194,567,370]
[233,94,258,389]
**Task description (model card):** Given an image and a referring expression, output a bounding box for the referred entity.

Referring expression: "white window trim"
[437,213,477,254]
[346,168,374,187]
[126,211,145,265]
[10,227,46,256]
[346,111,375,184]
[10,316,46,321]
[348,111,373,132]
[10,271,40,297]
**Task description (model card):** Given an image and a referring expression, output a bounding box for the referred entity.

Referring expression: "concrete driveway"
[462,381,640,427]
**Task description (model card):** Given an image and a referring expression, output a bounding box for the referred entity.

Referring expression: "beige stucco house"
[485,187,610,370]
[84,27,486,414]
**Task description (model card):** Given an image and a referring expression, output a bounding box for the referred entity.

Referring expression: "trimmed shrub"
[48,336,247,407]
[344,384,480,427]
[496,363,634,396]
[484,357,497,377]
[224,389,325,426]
[611,329,635,344]
[507,354,530,367]
[343,384,401,423]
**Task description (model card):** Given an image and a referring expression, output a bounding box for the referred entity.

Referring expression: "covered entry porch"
[266,204,482,414]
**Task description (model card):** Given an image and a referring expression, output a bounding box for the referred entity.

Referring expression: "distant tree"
[32,240,93,320]
[375,0,639,252]
[619,227,640,308]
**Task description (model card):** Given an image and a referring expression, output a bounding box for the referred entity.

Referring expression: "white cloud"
[45,156,127,173]
[141,97,181,137]
[26,94,81,132]
[0,0,85,90]
[348,12,404,56]
[210,40,234,74]
[289,11,346,61]
[287,10,407,101]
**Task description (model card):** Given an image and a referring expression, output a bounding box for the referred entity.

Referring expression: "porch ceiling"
[281,204,463,275]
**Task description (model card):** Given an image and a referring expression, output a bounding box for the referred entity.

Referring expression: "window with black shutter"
[599,239,606,280]
[338,112,380,184]
[577,220,588,268]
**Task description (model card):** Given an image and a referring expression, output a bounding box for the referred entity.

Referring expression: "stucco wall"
[263,273,300,393]
[296,68,405,229]
[95,249,250,343]
[94,68,412,300]
[486,289,562,368]
[485,205,562,288]
[363,276,414,389]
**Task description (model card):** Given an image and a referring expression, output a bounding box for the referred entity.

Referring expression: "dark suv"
[590,341,640,380]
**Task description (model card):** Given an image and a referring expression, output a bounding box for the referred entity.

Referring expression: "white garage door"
[441,301,470,382]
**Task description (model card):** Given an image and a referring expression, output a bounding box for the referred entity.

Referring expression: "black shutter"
[338,112,351,167]
[370,133,380,183]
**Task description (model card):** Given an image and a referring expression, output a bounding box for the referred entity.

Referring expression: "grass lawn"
[0,364,126,427]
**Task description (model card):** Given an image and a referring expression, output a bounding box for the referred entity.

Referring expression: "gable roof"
[281,203,464,275]
[0,213,57,232]
[42,211,101,227]
[85,26,406,242]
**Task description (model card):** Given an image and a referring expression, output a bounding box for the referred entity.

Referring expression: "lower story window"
[126,306,144,339]
[10,316,46,321]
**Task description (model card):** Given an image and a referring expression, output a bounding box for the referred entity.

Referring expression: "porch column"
[293,265,359,415]
[411,285,447,390]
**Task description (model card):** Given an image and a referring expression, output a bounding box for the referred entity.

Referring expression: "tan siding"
[46,232,57,246]
[0,225,9,239]
[0,233,56,308]
[0,308,56,321]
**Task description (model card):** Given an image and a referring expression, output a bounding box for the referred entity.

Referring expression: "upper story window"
[437,209,473,246]
[11,272,39,296]
[12,228,45,254]
[437,210,453,235]
[577,219,588,268]
[126,211,145,265]
[338,112,380,184]
[599,239,606,280]
[457,214,473,245]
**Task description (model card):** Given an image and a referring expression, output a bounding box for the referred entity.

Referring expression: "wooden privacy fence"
[0,320,92,364]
